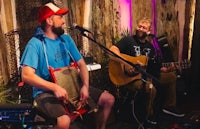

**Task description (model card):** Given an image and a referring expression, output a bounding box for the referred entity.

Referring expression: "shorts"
[34,86,104,119]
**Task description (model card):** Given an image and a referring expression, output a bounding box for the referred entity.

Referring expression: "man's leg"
[96,91,115,129]
[125,79,157,126]
[56,115,70,129]
[126,79,156,117]
[160,72,176,107]
[89,86,115,129]
[145,81,157,117]
[34,93,70,129]
[160,72,185,117]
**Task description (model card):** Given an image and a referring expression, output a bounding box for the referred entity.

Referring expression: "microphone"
[147,32,156,37]
[71,23,92,33]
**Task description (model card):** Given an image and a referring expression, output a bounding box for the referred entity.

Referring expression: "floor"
[73,92,200,129]
[1,79,200,129]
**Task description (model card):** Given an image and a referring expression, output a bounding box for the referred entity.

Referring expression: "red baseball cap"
[38,2,69,23]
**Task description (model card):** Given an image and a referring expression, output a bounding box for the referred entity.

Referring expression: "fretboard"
[162,60,191,69]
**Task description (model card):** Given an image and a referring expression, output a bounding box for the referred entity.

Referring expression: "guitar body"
[109,54,148,86]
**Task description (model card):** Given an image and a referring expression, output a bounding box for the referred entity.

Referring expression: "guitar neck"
[162,62,178,68]
[162,60,191,69]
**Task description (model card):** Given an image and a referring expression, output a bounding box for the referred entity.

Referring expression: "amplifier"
[0,103,34,123]
[182,111,200,129]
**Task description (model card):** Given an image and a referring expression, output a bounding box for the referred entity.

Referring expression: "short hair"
[137,17,152,30]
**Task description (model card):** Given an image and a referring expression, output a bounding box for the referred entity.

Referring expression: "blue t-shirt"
[20,34,82,98]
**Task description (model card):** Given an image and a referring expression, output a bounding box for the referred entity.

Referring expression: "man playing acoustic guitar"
[109,17,184,127]
[20,2,114,129]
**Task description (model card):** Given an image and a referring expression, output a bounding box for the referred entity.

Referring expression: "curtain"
[0,0,15,34]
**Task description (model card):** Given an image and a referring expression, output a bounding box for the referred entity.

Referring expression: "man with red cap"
[20,2,114,129]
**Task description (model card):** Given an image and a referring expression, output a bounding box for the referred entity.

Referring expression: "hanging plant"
[121,27,131,37]
[114,28,131,44]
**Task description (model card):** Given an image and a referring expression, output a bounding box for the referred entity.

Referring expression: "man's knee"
[160,72,177,84]
[57,115,71,129]
[99,91,115,107]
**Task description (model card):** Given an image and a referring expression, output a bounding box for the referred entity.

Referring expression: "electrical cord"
[131,91,145,129]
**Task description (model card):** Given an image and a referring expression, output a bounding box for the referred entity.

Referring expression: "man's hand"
[160,63,176,72]
[124,64,135,76]
[53,84,68,100]
[124,60,144,76]
[79,85,89,103]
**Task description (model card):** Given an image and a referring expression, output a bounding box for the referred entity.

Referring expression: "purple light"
[152,0,156,35]
[152,0,162,57]
[129,0,132,33]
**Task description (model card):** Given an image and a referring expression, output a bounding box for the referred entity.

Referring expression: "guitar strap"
[41,38,77,70]
[33,26,78,69]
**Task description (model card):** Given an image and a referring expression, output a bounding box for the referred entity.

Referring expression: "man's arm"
[110,45,121,55]
[109,45,145,75]
[76,58,89,101]
[21,65,68,100]
[160,66,176,72]
[109,45,132,65]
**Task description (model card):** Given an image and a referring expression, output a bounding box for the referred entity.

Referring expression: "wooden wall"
[0,29,9,84]
[13,0,189,65]
[66,0,120,62]
[67,0,185,62]
[0,0,196,86]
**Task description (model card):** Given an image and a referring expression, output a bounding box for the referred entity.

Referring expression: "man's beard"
[136,30,147,40]
[52,26,64,37]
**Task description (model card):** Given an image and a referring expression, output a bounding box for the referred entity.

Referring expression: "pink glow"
[119,0,132,34]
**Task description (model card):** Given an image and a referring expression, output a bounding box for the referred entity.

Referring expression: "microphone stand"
[79,31,160,86]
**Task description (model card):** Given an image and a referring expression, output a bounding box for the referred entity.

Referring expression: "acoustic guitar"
[109,53,191,87]
[108,54,148,86]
